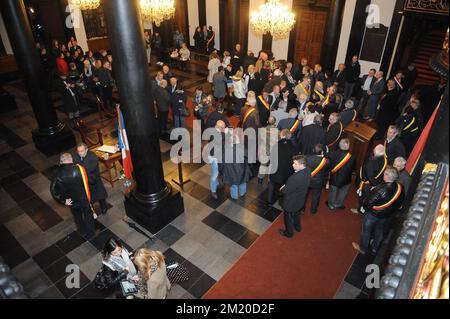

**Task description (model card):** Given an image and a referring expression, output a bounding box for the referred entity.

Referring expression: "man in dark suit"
[278,108,302,144]
[353,167,404,255]
[73,143,109,215]
[327,138,356,210]
[257,90,274,127]
[365,71,386,120]
[344,55,361,100]
[206,104,230,129]
[358,69,376,114]
[268,129,298,204]
[332,64,346,93]
[154,79,171,134]
[51,153,96,239]
[340,99,358,128]
[385,125,406,165]
[326,113,344,152]
[279,155,311,238]
[298,115,326,155]
[306,144,330,215]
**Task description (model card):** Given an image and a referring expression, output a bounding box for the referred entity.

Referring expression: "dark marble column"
[320,0,346,71]
[0,0,76,157]
[225,0,240,51]
[102,0,184,234]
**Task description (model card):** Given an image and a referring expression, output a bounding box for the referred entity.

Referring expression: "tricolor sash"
[76,164,91,203]
[331,153,352,174]
[328,122,344,147]
[242,107,256,126]
[311,158,328,177]
[290,120,301,134]
[314,90,325,101]
[373,183,403,211]
[258,96,270,111]
[299,83,310,96]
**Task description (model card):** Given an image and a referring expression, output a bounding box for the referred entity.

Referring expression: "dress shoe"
[352,242,366,255]
[311,210,318,215]
[279,229,293,238]
[211,192,218,200]
[294,227,302,233]
[335,206,346,210]
[351,208,360,215]
[326,201,335,210]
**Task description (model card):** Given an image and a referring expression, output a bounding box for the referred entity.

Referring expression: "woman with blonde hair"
[232,70,247,116]
[208,52,222,83]
[133,248,171,299]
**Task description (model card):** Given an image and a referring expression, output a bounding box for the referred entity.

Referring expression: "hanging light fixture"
[68,0,101,11]
[140,0,175,27]
[250,0,296,40]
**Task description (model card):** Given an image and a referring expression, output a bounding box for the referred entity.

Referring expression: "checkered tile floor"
[0,63,285,299]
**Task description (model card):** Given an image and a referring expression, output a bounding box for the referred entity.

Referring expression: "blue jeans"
[359,213,387,254]
[208,156,219,193]
[230,184,247,200]
[173,114,185,128]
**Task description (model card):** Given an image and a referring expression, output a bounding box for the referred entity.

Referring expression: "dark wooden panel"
[198,0,207,27]
[174,0,189,41]
[87,37,110,53]
[360,25,389,63]
[239,0,249,54]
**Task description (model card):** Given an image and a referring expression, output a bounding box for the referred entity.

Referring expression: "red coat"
[56,57,69,76]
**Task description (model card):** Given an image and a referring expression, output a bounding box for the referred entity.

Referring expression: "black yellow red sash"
[76,164,91,203]
[299,83,310,96]
[311,158,328,177]
[375,157,388,180]
[314,90,325,101]
[258,96,270,111]
[242,107,256,126]
[373,183,403,211]
[290,120,301,134]
[358,157,387,191]
[331,153,352,174]
[328,122,344,147]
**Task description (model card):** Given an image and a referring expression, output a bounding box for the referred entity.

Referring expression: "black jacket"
[385,137,406,165]
[205,111,230,129]
[332,70,346,88]
[328,150,356,187]
[270,139,297,185]
[345,62,361,83]
[306,155,330,189]
[50,164,90,209]
[356,155,387,189]
[222,144,251,186]
[73,151,108,203]
[326,121,344,151]
[340,109,358,128]
[154,86,171,112]
[281,168,311,213]
[278,117,302,143]
[363,182,404,218]
[298,124,326,156]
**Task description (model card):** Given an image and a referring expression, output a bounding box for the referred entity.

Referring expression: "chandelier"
[68,0,100,11]
[140,0,175,27]
[250,0,296,40]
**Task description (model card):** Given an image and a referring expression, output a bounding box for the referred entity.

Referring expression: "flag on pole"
[117,107,134,179]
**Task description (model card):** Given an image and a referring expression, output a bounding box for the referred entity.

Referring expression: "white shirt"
[233,79,247,99]
[363,76,374,91]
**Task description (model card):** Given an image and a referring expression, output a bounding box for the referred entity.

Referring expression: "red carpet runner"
[204,189,363,299]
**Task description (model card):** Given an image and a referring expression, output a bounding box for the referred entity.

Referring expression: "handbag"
[181,104,191,117]
[166,261,189,285]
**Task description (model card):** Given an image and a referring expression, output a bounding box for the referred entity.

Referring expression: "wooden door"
[293,9,327,66]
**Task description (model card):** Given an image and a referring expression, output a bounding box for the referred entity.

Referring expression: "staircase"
[412,30,446,86]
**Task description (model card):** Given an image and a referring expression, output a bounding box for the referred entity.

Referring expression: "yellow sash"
[258,96,270,111]
[373,183,403,211]
[331,153,352,174]
[242,107,256,126]
[311,158,328,177]
[290,120,301,133]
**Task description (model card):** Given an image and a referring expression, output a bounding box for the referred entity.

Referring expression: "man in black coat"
[340,99,358,128]
[154,79,171,134]
[277,108,302,144]
[268,130,297,204]
[384,125,406,165]
[279,155,311,238]
[326,113,344,152]
[306,144,330,215]
[51,153,96,239]
[344,55,361,100]
[327,138,356,210]
[298,115,326,155]
[73,143,109,215]
[332,64,346,94]
[353,167,404,255]
[205,105,230,129]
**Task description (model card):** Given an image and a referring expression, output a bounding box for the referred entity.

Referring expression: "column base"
[0,92,18,114]
[124,185,185,234]
[32,125,76,157]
